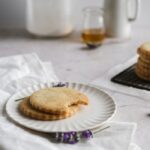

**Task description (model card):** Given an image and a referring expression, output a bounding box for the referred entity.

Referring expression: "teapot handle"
[128,0,140,22]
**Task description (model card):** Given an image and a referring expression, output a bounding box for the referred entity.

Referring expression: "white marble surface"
[0,26,150,150]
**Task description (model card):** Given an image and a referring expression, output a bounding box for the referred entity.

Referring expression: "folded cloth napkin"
[0,53,58,94]
[92,56,150,101]
[0,53,140,150]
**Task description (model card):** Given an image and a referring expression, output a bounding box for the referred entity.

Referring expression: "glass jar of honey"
[82,7,106,48]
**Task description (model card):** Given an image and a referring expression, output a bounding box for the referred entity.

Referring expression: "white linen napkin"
[92,56,150,101]
[0,53,58,94]
[0,53,140,150]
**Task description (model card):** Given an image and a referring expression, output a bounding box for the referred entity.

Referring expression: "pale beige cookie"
[138,57,150,70]
[30,87,88,114]
[138,42,150,58]
[139,56,150,65]
[19,98,79,121]
[135,63,150,81]
[135,67,150,81]
[136,63,150,75]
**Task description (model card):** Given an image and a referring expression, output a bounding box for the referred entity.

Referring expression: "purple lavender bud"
[63,133,70,142]
[81,130,93,139]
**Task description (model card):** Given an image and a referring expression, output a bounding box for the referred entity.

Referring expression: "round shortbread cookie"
[139,56,150,65]
[135,64,150,81]
[19,98,79,121]
[138,42,150,58]
[135,67,150,81]
[138,57,150,70]
[30,87,88,114]
[136,63,150,75]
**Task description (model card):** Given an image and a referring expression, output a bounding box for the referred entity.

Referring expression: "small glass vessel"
[82,7,106,48]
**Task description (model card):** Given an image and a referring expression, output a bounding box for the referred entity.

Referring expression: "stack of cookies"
[135,42,150,81]
[19,87,88,121]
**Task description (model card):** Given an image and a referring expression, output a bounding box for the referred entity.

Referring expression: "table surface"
[0,26,150,150]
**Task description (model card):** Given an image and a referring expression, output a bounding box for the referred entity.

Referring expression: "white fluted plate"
[6,82,116,132]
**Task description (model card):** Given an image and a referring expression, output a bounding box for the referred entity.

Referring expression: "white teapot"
[104,0,140,38]
[26,0,74,37]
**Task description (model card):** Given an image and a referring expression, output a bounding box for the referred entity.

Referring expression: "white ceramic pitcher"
[104,0,140,38]
[26,0,74,37]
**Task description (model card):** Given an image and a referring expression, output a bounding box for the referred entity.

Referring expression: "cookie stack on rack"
[135,42,150,81]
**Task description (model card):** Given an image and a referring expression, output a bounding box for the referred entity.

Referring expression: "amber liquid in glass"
[82,28,105,48]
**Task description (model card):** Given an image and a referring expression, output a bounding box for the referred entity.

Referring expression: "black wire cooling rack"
[111,64,150,91]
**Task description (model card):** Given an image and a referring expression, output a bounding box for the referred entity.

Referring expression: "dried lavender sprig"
[51,126,110,144]
[52,130,93,144]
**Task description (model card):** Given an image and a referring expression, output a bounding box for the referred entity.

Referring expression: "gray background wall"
[0,0,149,29]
